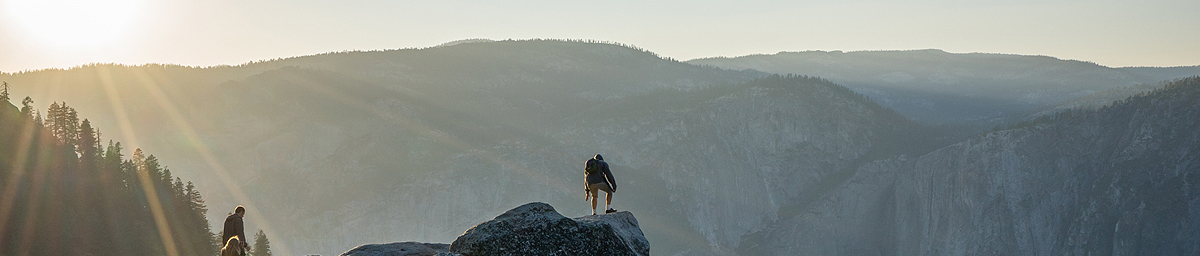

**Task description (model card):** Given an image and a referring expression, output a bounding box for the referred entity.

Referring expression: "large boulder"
[449,202,650,256]
[340,242,451,256]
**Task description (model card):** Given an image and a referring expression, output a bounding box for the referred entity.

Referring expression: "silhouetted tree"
[20,96,33,118]
[78,119,99,166]
[0,96,219,256]
[252,230,273,256]
[1,81,8,103]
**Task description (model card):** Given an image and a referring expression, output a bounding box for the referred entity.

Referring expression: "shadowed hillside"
[738,77,1200,255]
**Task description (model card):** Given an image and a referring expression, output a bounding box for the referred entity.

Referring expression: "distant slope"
[1121,66,1200,81]
[1028,80,1170,118]
[688,50,1200,125]
[7,40,1189,256]
[203,45,933,255]
[741,76,1200,255]
[211,71,932,255]
[6,40,809,256]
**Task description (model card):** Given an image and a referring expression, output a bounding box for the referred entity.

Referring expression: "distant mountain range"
[2,40,1197,255]
[689,50,1200,126]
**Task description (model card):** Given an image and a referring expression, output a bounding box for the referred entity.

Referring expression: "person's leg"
[605,191,613,211]
[599,182,614,213]
[589,189,599,215]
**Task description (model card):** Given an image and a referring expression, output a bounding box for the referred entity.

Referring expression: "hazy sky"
[1,0,1198,72]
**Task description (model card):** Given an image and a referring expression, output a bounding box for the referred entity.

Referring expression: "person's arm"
[236,218,247,247]
[603,163,616,192]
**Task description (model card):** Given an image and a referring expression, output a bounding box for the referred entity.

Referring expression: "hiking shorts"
[587,182,614,193]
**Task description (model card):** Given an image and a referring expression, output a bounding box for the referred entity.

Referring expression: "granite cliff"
[740,77,1200,255]
[341,202,649,256]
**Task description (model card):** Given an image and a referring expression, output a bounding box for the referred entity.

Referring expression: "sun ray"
[129,68,296,256]
[0,112,41,242]
[281,75,574,197]
[96,67,180,256]
[127,66,572,254]
[16,138,54,256]
[277,76,571,192]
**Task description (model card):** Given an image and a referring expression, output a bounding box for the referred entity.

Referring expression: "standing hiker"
[584,154,618,215]
[222,205,250,254]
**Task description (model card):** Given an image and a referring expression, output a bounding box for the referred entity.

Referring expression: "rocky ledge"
[340,242,451,256]
[341,202,650,256]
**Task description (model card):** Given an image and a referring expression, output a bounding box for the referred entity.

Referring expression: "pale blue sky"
[1,0,1197,72]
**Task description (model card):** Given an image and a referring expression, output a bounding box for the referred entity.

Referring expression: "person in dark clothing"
[584,154,617,215]
[222,205,249,252]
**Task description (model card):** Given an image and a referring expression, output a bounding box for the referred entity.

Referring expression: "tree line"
[0,82,270,255]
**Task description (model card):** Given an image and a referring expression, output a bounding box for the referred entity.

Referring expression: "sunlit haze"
[4,0,144,47]
[3,1,1200,256]
[1,0,1198,72]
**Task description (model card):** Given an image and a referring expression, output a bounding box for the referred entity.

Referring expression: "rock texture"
[449,202,650,256]
[340,242,450,256]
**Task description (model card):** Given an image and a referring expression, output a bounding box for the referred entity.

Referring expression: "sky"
[1,0,1198,72]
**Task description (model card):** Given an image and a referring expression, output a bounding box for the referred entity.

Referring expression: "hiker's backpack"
[584,158,600,176]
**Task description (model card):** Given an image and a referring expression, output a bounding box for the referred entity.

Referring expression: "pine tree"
[1,94,223,256]
[47,101,61,138]
[132,148,146,171]
[104,141,128,189]
[252,230,272,256]
[64,105,79,146]
[1,81,9,103]
[78,119,99,166]
[45,102,80,145]
[185,181,219,255]
[20,96,33,119]
[32,109,42,127]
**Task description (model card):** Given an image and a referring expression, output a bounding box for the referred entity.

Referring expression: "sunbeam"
[0,113,40,242]
[129,68,295,256]
[16,139,53,256]
[278,74,574,193]
[96,67,180,256]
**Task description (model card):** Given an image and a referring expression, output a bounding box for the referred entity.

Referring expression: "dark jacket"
[222,214,246,245]
[585,160,616,191]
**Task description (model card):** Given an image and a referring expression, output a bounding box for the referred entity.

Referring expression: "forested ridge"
[0,89,218,256]
[1,40,1195,255]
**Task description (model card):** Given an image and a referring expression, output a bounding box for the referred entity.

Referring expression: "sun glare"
[5,0,145,48]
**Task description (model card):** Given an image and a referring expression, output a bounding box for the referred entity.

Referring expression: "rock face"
[739,77,1200,255]
[340,242,450,256]
[449,202,650,256]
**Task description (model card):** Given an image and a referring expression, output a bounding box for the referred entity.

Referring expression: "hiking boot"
[605,208,617,214]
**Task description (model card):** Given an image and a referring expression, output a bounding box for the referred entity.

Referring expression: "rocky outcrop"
[341,202,649,256]
[450,202,650,256]
[340,242,450,256]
